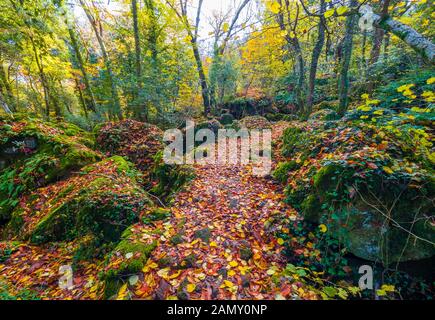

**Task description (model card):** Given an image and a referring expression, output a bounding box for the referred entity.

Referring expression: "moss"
[0,116,101,222]
[5,157,152,245]
[150,151,195,201]
[170,233,184,245]
[301,195,322,223]
[273,161,300,183]
[313,164,342,192]
[219,113,234,125]
[194,228,212,243]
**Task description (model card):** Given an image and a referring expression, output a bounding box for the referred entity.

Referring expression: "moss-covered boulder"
[0,114,101,222]
[278,114,435,264]
[150,151,194,200]
[96,119,163,173]
[100,215,168,298]
[219,113,235,125]
[195,119,223,136]
[4,156,152,245]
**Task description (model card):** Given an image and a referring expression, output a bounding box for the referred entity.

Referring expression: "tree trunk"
[131,0,145,120]
[67,24,97,113]
[0,63,16,112]
[369,9,435,63]
[0,92,12,114]
[80,0,122,120]
[191,40,212,116]
[306,0,326,115]
[338,0,358,116]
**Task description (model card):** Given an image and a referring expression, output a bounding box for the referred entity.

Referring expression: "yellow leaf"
[222,22,229,33]
[269,2,281,14]
[277,238,285,245]
[324,9,335,18]
[336,6,348,15]
[383,166,394,174]
[319,224,328,233]
[116,283,128,300]
[228,270,236,277]
[223,280,234,287]
[186,283,196,293]
[427,77,435,84]
[229,260,239,267]
[210,241,217,247]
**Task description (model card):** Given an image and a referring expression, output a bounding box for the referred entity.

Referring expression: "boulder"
[4,156,152,245]
[0,115,101,222]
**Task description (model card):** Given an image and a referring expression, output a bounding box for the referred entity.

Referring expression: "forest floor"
[0,123,318,300]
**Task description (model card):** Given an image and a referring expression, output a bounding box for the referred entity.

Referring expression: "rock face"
[276,118,435,264]
[4,156,152,245]
[0,115,101,222]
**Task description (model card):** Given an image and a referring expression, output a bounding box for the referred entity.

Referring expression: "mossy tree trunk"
[373,13,435,64]
[306,0,326,115]
[337,0,358,116]
[66,17,97,114]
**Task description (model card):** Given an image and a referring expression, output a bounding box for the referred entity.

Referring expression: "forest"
[0,0,434,301]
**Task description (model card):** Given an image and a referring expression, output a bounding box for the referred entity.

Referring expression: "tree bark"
[67,23,97,113]
[305,0,326,115]
[131,0,145,120]
[338,0,358,116]
[365,5,435,63]
[0,63,16,112]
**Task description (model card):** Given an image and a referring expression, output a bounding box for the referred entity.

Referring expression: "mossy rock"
[95,119,163,173]
[150,151,194,201]
[0,115,101,222]
[194,228,212,243]
[219,113,235,126]
[301,195,322,223]
[4,157,152,245]
[273,161,300,183]
[101,226,158,299]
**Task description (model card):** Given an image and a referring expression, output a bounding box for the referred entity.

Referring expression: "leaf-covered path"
[125,135,317,300]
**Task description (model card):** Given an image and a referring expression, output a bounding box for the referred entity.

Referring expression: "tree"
[166,0,212,116]
[337,0,358,116]
[79,0,123,120]
[276,0,306,111]
[64,6,97,114]
[305,0,327,115]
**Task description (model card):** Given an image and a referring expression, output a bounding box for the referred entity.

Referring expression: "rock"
[194,228,212,243]
[219,113,235,125]
[0,115,101,222]
[95,119,163,173]
[239,245,253,261]
[4,156,152,245]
